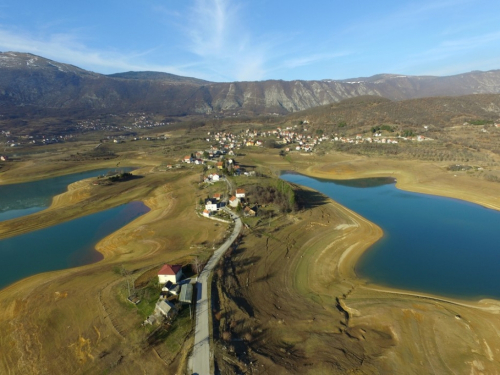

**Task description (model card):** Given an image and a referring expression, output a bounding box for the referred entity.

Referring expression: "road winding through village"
[189,207,242,375]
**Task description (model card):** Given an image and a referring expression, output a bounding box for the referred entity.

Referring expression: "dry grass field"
[1,123,500,374]
[210,149,500,374]
[0,151,230,374]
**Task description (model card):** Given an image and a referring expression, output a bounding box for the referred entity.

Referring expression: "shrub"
[222,331,232,341]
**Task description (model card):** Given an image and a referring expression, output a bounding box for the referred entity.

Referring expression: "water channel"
[281,173,500,300]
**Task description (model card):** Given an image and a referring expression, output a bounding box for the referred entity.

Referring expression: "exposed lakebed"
[281,173,500,300]
[0,169,149,289]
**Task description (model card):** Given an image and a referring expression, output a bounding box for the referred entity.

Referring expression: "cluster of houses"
[76,118,124,132]
[206,126,323,153]
[182,149,230,163]
[202,188,256,217]
[1,131,72,148]
[181,150,250,178]
[144,264,193,325]
[76,112,169,133]
[203,173,221,183]
[203,123,438,154]
[129,113,169,129]
[183,155,205,165]
[330,133,432,145]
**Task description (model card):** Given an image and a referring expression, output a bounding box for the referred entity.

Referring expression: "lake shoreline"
[284,160,500,308]
[302,160,500,211]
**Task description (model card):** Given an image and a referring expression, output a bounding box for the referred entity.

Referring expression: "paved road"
[189,208,242,375]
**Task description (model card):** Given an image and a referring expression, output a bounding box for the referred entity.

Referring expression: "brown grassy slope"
[274,94,500,175]
[215,188,389,374]
[284,94,500,133]
[211,150,500,374]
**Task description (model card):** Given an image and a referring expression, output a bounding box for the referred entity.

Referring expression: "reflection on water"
[318,176,395,188]
[281,173,500,300]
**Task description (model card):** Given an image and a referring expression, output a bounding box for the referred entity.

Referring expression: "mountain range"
[1,51,500,117]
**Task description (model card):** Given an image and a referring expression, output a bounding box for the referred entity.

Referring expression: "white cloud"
[180,0,269,81]
[0,2,361,81]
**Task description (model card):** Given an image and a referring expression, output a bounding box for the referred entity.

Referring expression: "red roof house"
[158,264,183,284]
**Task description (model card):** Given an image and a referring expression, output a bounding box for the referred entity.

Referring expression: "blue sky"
[0,0,499,82]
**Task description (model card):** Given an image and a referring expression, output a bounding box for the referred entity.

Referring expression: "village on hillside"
[202,123,436,156]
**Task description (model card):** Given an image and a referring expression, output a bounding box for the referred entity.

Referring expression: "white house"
[205,199,218,212]
[229,196,239,208]
[235,188,246,199]
[212,174,220,182]
[203,209,212,217]
[158,264,183,284]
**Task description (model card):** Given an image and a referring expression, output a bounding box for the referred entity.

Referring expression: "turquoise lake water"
[0,167,147,289]
[0,168,132,222]
[281,173,500,300]
[0,201,149,289]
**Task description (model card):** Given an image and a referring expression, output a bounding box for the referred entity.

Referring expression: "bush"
[222,331,232,341]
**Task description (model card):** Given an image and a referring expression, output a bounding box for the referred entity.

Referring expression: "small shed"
[179,283,193,304]
[155,300,177,317]
[162,281,181,295]
[244,206,256,217]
